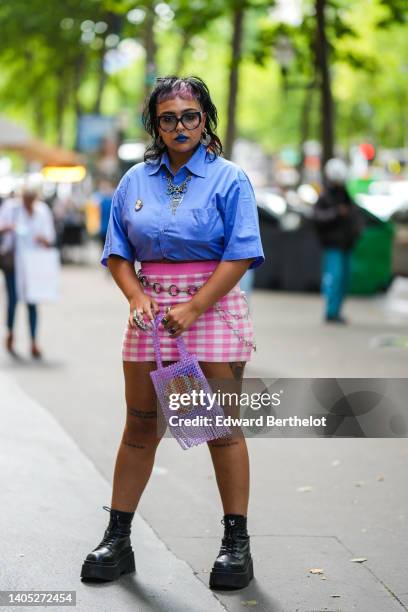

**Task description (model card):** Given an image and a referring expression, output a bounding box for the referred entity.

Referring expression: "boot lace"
[219,519,247,557]
[99,529,128,548]
[219,535,242,557]
[98,506,130,548]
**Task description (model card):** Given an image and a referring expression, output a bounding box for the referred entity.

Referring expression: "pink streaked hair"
[142,76,223,161]
[156,81,196,103]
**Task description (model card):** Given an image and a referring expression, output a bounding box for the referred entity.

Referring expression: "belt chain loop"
[214,300,257,352]
[137,270,257,351]
[137,271,200,296]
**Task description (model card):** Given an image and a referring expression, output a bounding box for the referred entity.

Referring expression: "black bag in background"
[0,247,14,272]
[0,205,17,272]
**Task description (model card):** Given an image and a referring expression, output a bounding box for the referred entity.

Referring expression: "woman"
[0,182,55,358]
[80,76,264,590]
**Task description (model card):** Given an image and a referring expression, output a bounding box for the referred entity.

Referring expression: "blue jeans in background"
[3,270,37,339]
[321,248,351,319]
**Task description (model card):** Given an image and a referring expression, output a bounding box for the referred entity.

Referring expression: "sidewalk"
[1,266,408,611]
[0,372,224,612]
[2,375,407,612]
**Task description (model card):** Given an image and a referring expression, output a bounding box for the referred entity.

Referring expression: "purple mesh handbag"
[149,312,231,450]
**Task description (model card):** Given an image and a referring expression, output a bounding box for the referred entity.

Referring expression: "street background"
[1,0,408,610]
[1,258,408,611]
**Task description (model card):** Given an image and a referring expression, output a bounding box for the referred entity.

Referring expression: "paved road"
[0,372,225,612]
[1,262,408,611]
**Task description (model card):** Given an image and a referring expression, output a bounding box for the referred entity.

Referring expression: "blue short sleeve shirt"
[101,142,264,269]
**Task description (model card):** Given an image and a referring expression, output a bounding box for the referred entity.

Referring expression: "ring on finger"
[133,311,151,331]
[137,320,151,331]
[133,310,143,323]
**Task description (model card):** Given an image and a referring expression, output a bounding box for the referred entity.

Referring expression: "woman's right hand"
[0,223,15,233]
[128,292,160,330]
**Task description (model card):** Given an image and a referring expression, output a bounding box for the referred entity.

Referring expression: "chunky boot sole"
[80,548,135,582]
[209,557,254,590]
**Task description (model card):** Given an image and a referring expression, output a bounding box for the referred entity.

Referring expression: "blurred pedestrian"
[313,159,363,324]
[97,180,115,249]
[0,179,56,358]
[80,76,264,590]
[239,267,255,300]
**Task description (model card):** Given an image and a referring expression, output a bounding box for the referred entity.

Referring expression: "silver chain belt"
[137,271,201,296]
[138,271,257,351]
[214,301,257,352]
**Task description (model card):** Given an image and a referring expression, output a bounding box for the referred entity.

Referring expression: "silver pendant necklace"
[164,169,192,214]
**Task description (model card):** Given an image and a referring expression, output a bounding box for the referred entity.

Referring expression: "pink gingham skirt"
[122,260,255,362]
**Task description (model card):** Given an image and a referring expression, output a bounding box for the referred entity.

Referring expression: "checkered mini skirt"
[122,260,256,362]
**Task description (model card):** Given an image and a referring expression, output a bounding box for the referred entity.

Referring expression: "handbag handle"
[152,311,189,369]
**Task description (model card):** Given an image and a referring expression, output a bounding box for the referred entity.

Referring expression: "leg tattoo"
[127,407,157,419]
[123,441,147,449]
[209,439,239,448]
[208,436,238,448]
[229,361,245,382]
[123,406,159,448]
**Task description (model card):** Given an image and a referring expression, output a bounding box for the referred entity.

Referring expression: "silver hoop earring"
[200,128,211,146]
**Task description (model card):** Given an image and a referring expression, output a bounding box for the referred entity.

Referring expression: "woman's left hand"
[161,301,203,338]
[36,236,51,247]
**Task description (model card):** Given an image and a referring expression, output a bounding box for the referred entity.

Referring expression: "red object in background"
[359,142,376,161]
[304,155,320,170]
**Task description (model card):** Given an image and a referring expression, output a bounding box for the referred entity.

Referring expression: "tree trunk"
[224,2,245,160]
[315,0,334,167]
[33,100,46,140]
[25,51,46,140]
[73,55,86,150]
[94,12,122,114]
[175,30,191,75]
[93,46,107,115]
[298,82,316,181]
[144,3,157,100]
[56,77,67,146]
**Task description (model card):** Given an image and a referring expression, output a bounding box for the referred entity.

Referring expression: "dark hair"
[142,75,223,163]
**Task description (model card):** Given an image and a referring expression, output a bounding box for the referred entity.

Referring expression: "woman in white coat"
[0,182,56,358]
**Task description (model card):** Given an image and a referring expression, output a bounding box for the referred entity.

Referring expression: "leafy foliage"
[0,0,406,151]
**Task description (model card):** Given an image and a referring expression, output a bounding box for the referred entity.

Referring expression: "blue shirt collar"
[147,142,208,178]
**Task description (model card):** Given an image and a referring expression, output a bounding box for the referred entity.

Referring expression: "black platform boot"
[80,506,136,582]
[209,514,254,589]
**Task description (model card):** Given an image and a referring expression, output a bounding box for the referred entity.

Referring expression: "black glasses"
[157,111,202,132]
